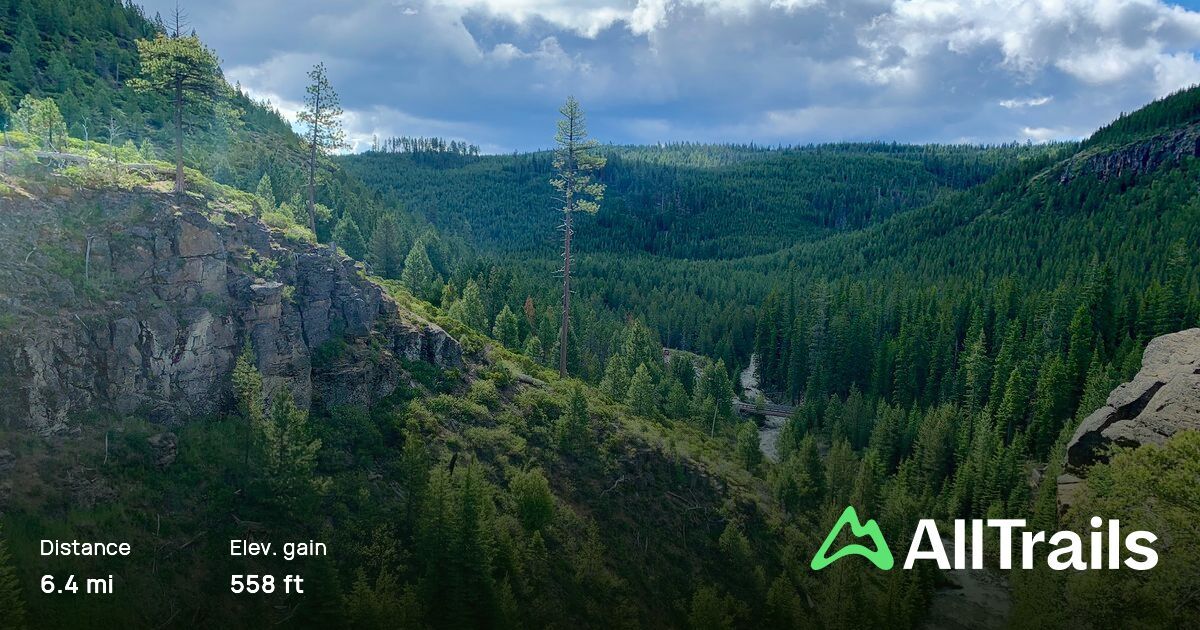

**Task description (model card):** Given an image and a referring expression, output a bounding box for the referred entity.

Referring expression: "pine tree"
[449,280,487,331]
[439,281,458,309]
[669,353,696,396]
[735,422,762,472]
[850,449,883,514]
[297,62,346,233]
[255,173,276,210]
[131,31,222,193]
[493,305,520,348]
[400,421,430,526]
[332,215,366,260]
[402,241,437,301]
[14,96,67,150]
[232,343,264,472]
[697,360,735,435]
[961,311,991,411]
[452,463,496,628]
[1075,356,1115,422]
[625,363,657,416]
[1164,240,1190,329]
[510,468,555,532]
[523,335,544,363]
[1066,306,1094,402]
[261,392,325,504]
[997,363,1031,441]
[600,354,630,400]
[619,320,663,377]
[551,96,606,377]
[1029,355,1069,458]
[559,385,592,456]
[665,379,691,419]
[367,214,405,279]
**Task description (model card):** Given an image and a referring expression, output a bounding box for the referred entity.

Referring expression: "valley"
[0,1,1199,629]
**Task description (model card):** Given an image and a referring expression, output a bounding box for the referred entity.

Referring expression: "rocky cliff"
[1058,121,1200,183]
[1058,328,1200,504]
[0,187,461,434]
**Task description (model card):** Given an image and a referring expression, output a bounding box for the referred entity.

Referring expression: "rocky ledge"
[0,190,462,434]
[1059,328,1200,504]
[1058,122,1200,184]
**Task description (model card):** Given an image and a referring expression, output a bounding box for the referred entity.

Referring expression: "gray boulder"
[1064,328,1200,472]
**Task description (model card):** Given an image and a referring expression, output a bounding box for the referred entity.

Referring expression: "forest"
[1,0,1199,628]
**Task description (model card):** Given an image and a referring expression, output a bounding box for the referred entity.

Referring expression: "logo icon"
[811,506,894,570]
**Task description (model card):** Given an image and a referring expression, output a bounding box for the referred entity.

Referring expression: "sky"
[136,0,1200,153]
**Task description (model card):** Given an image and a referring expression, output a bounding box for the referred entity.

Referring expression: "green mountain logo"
[811,506,894,571]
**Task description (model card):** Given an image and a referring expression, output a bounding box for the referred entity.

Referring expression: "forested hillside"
[2,0,1199,628]
[346,86,1200,628]
[341,142,1045,259]
[0,0,446,264]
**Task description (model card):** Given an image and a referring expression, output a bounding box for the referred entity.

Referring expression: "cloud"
[1021,125,1080,142]
[999,96,1053,108]
[139,0,1200,151]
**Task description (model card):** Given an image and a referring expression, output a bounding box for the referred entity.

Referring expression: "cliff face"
[1058,122,1200,183]
[1058,328,1200,504]
[0,189,461,434]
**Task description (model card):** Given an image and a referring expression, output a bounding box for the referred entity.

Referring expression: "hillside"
[0,159,809,628]
[1,2,1199,628]
[345,88,1200,628]
[339,143,1044,260]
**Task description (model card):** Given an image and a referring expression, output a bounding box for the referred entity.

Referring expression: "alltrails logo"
[811,506,893,570]
[811,506,1158,572]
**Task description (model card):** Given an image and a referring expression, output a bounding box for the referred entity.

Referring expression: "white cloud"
[861,0,1200,88]
[139,0,1200,150]
[999,95,1053,108]
[1021,125,1081,142]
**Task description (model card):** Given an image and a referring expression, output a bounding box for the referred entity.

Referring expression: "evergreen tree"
[960,311,991,411]
[600,354,630,400]
[493,305,520,348]
[510,468,555,532]
[523,335,544,364]
[401,240,437,301]
[1028,355,1069,458]
[735,422,762,472]
[625,363,657,416]
[254,173,276,210]
[298,62,346,233]
[665,379,691,419]
[1164,240,1191,329]
[332,215,366,260]
[697,360,735,435]
[551,96,606,377]
[262,392,325,504]
[131,31,222,193]
[669,353,697,396]
[449,280,487,331]
[14,95,67,149]
[368,214,404,279]
[232,343,264,472]
[1066,305,1094,400]
[559,385,592,456]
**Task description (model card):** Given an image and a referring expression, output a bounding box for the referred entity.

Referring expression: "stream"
[739,357,1012,627]
[739,355,787,461]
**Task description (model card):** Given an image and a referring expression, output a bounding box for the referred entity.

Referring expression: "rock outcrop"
[0,190,462,434]
[1058,122,1200,184]
[1059,328,1200,504]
